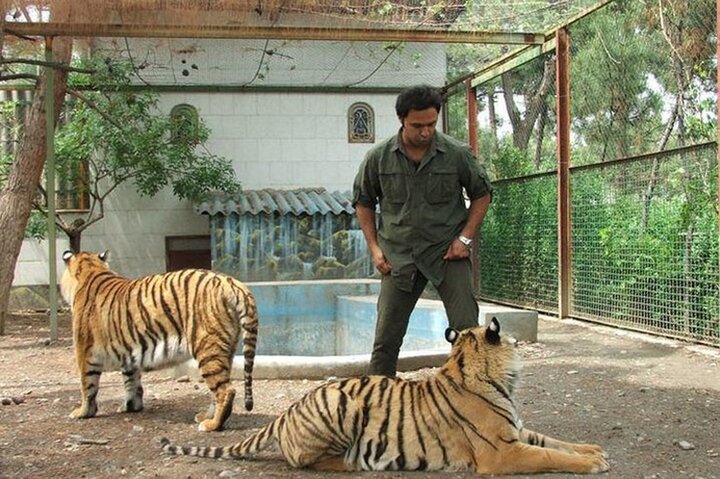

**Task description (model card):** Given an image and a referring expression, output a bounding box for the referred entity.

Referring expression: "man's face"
[401,107,438,148]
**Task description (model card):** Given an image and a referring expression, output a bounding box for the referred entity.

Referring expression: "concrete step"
[478,303,538,342]
[338,295,538,343]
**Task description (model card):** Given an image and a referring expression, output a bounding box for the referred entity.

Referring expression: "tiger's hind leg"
[195,348,236,432]
[310,456,354,472]
[118,368,144,413]
[520,428,606,457]
[70,346,102,419]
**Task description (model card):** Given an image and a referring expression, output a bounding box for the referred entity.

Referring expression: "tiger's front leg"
[478,442,610,475]
[520,428,606,457]
[118,368,144,413]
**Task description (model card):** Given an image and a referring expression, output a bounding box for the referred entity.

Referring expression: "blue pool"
[247,279,451,356]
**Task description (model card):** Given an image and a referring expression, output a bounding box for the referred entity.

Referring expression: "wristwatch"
[457,235,473,248]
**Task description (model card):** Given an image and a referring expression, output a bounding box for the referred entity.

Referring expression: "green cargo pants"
[367,258,479,377]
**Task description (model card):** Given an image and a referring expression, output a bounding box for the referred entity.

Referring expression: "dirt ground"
[1,311,718,479]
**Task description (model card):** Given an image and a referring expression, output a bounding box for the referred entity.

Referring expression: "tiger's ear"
[485,317,501,345]
[98,250,110,262]
[62,250,74,263]
[444,327,460,344]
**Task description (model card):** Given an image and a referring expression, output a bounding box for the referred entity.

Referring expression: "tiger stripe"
[161,321,609,474]
[61,250,259,432]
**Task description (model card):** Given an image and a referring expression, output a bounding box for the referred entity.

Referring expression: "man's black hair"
[395,85,442,120]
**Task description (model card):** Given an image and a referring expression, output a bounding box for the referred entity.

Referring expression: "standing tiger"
[161,319,609,474]
[60,250,258,432]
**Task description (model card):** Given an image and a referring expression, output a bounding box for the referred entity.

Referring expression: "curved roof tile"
[195,188,355,216]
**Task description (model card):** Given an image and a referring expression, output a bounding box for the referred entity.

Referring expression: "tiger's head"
[60,250,111,306]
[444,318,521,396]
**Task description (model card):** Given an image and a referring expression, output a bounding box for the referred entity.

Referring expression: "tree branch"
[1,58,96,74]
[0,73,39,82]
[66,90,125,130]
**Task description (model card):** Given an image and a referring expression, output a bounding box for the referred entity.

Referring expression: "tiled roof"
[195,188,355,216]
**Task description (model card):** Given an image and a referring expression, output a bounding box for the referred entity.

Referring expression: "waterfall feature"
[212,212,374,281]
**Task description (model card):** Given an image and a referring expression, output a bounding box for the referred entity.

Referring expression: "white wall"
[14,39,447,285]
[13,238,70,286]
[13,92,405,285]
[164,91,403,192]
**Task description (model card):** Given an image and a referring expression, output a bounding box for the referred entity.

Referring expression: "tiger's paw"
[117,403,144,413]
[69,405,97,419]
[194,411,211,423]
[197,418,222,432]
[573,443,607,457]
[587,454,610,474]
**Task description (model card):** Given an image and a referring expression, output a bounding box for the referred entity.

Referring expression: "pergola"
[1,0,717,339]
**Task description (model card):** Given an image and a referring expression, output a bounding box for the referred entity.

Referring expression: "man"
[352,85,493,377]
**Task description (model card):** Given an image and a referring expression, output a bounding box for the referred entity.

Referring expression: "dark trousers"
[367,259,479,377]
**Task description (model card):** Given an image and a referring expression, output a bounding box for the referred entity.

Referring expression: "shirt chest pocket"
[379,172,407,204]
[426,169,458,204]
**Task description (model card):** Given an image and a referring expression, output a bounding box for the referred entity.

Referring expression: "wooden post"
[45,37,58,341]
[466,80,480,293]
[556,28,572,318]
[466,79,478,156]
[716,0,720,327]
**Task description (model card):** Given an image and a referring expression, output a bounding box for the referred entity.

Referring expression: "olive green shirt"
[352,130,493,289]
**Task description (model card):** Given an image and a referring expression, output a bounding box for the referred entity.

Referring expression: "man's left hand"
[443,239,471,260]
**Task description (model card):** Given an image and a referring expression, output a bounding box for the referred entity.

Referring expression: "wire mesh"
[572,144,719,345]
[477,173,559,312]
[1,1,600,32]
[463,0,718,345]
[89,38,449,88]
[569,0,717,163]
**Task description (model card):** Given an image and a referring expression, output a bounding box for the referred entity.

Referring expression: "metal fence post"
[556,28,572,319]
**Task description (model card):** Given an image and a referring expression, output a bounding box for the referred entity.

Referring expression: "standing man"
[352,85,493,377]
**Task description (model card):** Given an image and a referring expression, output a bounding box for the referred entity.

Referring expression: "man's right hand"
[371,247,392,275]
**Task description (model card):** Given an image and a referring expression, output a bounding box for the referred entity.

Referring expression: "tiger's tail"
[230,280,258,412]
[160,418,277,459]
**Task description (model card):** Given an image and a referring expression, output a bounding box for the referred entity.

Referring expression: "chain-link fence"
[457,0,719,346]
[572,143,718,344]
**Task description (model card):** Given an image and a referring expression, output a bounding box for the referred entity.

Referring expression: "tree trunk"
[501,58,556,152]
[534,101,548,171]
[0,38,72,335]
[68,229,82,253]
[487,88,499,155]
[641,99,680,230]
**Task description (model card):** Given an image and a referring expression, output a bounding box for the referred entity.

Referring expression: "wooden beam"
[556,28,571,319]
[466,80,478,156]
[470,38,556,88]
[445,0,615,91]
[4,22,547,45]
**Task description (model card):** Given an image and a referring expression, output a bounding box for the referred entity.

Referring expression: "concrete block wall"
[158,91,404,192]
[13,238,69,286]
[14,38,447,284]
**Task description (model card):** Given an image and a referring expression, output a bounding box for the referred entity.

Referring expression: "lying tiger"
[161,318,609,474]
[60,250,258,432]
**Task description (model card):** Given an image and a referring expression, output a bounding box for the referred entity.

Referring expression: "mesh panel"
[478,173,559,313]
[2,1,601,32]
[572,144,719,345]
[569,0,717,163]
[90,38,448,88]
[464,1,718,345]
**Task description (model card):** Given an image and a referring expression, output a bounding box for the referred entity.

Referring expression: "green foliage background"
[447,0,719,343]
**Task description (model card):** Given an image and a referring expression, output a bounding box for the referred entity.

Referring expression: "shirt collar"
[392,128,445,156]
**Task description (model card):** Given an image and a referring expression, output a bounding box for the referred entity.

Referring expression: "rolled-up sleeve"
[459,150,493,201]
[352,152,379,209]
